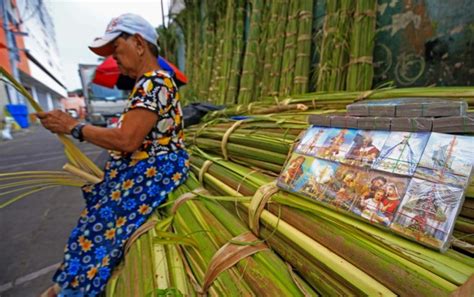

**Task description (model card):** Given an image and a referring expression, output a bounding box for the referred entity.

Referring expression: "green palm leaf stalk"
[268,0,290,96]
[346,0,377,91]
[197,0,213,100]
[226,0,247,104]
[293,0,315,94]
[316,0,338,91]
[208,10,226,103]
[260,0,281,97]
[252,0,272,100]
[238,0,264,104]
[328,0,353,91]
[279,0,300,96]
[217,0,237,104]
[170,176,321,296]
[105,213,195,296]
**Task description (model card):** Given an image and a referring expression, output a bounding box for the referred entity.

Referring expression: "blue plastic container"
[6,104,29,128]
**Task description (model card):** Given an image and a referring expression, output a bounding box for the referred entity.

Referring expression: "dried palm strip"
[0,66,103,178]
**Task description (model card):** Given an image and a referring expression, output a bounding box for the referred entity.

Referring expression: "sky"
[46,0,170,91]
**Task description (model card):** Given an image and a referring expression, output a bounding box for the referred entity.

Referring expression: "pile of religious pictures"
[279,127,474,251]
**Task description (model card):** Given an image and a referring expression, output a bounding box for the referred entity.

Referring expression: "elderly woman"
[38,13,189,296]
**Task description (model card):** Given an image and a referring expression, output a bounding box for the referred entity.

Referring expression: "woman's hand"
[36,110,79,134]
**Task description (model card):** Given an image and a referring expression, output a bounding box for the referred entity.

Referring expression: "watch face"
[72,128,79,138]
[72,124,82,139]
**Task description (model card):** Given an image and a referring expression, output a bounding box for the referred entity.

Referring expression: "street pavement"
[0,125,106,297]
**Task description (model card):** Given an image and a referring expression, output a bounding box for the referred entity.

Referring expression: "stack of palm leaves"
[105,173,324,296]
[185,147,474,296]
[186,115,474,253]
[179,0,316,103]
[204,86,474,121]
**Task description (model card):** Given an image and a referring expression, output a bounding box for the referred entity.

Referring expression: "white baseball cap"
[89,13,159,56]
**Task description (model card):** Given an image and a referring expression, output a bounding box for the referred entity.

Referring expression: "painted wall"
[374,0,474,87]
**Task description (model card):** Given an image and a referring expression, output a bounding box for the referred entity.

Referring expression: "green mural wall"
[373,0,474,87]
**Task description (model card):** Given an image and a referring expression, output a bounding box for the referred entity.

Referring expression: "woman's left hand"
[36,110,79,134]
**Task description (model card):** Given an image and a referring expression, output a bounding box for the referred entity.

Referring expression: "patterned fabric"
[53,152,189,295]
[53,70,189,296]
[110,70,185,161]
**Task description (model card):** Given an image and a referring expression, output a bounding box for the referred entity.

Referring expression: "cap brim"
[89,32,121,56]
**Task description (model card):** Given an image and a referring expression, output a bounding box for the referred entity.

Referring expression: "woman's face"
[112,35,140,78]
[387,185,396,196]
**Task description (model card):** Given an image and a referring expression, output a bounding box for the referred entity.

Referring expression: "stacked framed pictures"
[278,127,474,251]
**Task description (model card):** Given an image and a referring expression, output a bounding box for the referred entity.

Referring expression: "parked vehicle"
[78,64,128,126]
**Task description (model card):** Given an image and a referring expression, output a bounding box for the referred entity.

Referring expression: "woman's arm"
[36,108,158,153]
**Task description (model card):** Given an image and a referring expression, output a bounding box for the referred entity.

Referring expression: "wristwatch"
[71,123,86,142]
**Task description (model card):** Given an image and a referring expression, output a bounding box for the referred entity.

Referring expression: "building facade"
[0,0,67,122]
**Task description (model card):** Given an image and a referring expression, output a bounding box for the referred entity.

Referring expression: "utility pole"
[1,0,22,104]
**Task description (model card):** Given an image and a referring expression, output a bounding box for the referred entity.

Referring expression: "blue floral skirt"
[53,149,189,296]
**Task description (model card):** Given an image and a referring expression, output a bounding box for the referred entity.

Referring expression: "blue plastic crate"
[6,104,29,128]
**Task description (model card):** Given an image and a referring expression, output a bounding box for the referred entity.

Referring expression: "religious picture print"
[323,165,371,211]
[278,153,315,192]
[343,130,390,168]
[391,178,465,251]
[372,132,430,176]
[415,133,474,188]
[316,128,358,162]
[351,171,409,226]
[299,159,339,201]
[294,126,329,157]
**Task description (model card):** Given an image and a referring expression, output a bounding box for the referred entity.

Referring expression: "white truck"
[78,64,127,126]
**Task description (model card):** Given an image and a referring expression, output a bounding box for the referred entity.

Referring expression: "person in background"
[38,13,189,296]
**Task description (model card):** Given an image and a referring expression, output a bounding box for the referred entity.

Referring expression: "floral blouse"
[110,70,185,160]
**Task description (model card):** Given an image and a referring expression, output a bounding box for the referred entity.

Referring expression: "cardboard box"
[390,117,433,132]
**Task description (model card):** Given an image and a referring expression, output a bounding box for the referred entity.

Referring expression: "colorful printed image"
[372,132,430,176]
[299,159,339,200]
[323,165,371,211]
[278,154,314,192]
[350,172,409,226]
[343,130,389,168]
[415,133,474,187]
[316,128,358,162]
[391,178,465,250]
[294,126,329,156]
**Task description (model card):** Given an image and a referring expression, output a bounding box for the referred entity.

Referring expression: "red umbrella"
[92,56,188,89]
